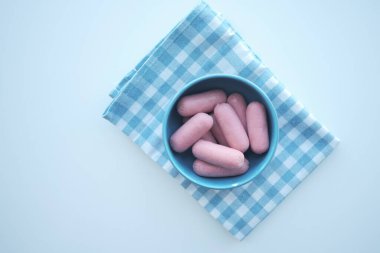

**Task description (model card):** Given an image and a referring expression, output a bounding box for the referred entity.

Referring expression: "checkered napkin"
[103,2,339,240]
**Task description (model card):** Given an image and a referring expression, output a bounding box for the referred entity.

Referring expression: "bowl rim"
[162,74,279,189]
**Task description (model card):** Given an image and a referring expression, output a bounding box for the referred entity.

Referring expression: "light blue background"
[1,0,379,252]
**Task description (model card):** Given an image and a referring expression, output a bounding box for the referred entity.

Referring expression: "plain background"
[1,0,379,252]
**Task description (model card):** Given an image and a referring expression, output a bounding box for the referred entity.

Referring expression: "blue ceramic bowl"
[162,74,278,189]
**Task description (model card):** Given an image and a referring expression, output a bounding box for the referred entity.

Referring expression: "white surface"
[1,0,379,252]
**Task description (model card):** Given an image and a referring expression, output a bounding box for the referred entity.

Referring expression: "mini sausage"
[193,159,249,177]
[192,140,244,170]
[246,102,269,154]
[183,116,216,143]
[177,89,227,117]
[201,131,217,143]
[227,93,247,131]
[210,114,228,146]
[214,103,249,152]
[170,113,213,152]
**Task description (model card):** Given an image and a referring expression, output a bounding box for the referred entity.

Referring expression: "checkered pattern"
[103,2,339,240]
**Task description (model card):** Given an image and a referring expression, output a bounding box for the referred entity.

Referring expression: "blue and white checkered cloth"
[103,2,339,240]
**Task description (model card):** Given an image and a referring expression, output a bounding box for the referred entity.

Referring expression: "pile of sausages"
[170,89,269,177]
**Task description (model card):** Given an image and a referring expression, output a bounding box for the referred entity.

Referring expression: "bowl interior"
[163,75,278,189]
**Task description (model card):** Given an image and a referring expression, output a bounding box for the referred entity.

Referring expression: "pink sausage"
[170,113,213,152]
[193,159,249,177]
[201,131,217,143]
[210,114,228,146]
[177,89,227,117]
[183,116,216,143]
[246,102,269,154]
[227,93,247,131]
[192,140,244,170]
[214,103,249,152]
